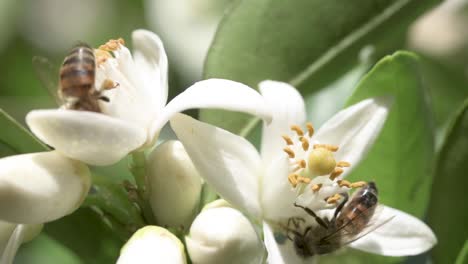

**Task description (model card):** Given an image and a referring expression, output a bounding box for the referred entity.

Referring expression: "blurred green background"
[0,0,467,263]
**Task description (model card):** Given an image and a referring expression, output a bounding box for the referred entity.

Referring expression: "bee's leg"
[98,96,110,102]
[294,203,328,229]
[331,193,349,223]
[288,217,305,229]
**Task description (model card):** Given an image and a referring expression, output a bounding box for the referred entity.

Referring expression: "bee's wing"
[32,56,62,106]
[323,205,395,246]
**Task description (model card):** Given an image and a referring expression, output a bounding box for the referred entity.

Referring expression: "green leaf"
[16,233,82,264]
[346,51,434,218]
[201,0,439,134]
[455,240,468,264]
[43,208,124,264]
[322,52,434,263]
[428,98,468,264]
[0,109,47,157]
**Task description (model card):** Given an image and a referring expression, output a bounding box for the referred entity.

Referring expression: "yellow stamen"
[300,137,310,151]
[100,79,119,90]
[288,174,299,187]
[283,147,295,159]
[337,161,351,167]
[297,159,306,168]
[95,49,112,65]
[326,193,342,204]
[314,144,339,152]
[329,167,344,181]
[291,125,304,136]
[306,122,314,137]
[311,184,322,192]
[99,38,125,51]
[282,135,293,145]
[337,179,351,188]
[351,181,367,188]
[297,176,311,184]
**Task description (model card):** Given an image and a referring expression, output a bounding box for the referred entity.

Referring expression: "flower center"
[282,122,366,206]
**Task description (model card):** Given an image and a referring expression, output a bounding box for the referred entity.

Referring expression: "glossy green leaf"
[321,52,434,263]
[43,208,124,264]
[428,98,468,264]
[0,109,47,157]
[455,240,468,264]
[16,234,82,264]
[346,51,434,218]
[201,0,439,134]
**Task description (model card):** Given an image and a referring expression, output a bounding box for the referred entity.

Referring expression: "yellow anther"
[290,125,304,136]
[99,38,125,51]
[306,122,314,137]
[308,148,336,176]
[337,179,351,188]
[329,167,344,181]
[313,144,339,152]
[288,174,299,187]
[326,193,342,204]
[311,184,322,192]
[100,79,119,90]
[94,49,112,65]
[300,137,310,151]
[337,161,351,167]
[351,181,367,188]
[283,147,295,159]
[297,159,306,168]
[282,135,293,145]
[297,176,311,184]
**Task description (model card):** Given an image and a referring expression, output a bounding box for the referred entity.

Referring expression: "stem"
[129,151,156,224]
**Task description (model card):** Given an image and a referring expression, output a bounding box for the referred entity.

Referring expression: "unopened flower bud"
[0,151,91,224]
[186,200,265,264]
[117,226,186,264]
[147,140,202,229]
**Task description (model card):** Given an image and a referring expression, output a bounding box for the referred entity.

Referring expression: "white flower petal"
[0,224,25,264]
[350,205,437,256]
[0,151,91,223]
[170,114,263,218]
[186,205,265,264]
[132,29,169,111]
[0,221,16,254]
[26,109,146,166]
[117,226,186,264]
[261,155,304,221]
[259,80,306,164]
[151,79,273,136]
[263,222,308,264]
[313,97,391,178]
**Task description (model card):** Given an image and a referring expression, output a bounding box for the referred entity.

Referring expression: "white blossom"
[26,29,272,166]
[171,80,437,263]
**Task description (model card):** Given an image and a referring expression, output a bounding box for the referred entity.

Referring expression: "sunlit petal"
[350,205,437,256]
[170,114,263,218]
[132,29,169,111]
[151,79,272,137]
[259,80,306,164]
[313,97,391,178]
[26,109,146,166]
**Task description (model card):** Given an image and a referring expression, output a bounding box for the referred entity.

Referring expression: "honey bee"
[286,182,392,257]
[33,43,117,112]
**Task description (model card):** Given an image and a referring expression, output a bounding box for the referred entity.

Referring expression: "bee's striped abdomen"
[59,44,96,99]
